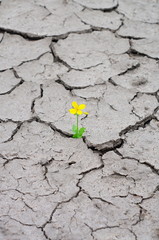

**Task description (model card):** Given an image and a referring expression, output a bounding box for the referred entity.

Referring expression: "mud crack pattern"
[0,0,159,239]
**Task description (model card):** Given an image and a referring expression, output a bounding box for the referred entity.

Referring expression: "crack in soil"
[119,114,156,136]
[31,84,43,114]
[73,1,118,12]
[115,152,159,176]
[3,122,23,143]
[0,69,24,95]
[129,47,159,61]
[0,27,45,40]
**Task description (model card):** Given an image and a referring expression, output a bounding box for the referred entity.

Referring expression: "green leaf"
[78,127,86,137]
[72,125,77,133]
[73,133,79,138]
[72,127,86,138]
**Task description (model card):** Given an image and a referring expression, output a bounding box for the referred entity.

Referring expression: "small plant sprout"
[69,101,88,138]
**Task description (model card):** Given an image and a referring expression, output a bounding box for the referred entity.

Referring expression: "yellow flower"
[69,101,88,115]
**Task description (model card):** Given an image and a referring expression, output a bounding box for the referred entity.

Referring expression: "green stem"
[76,114,79,135]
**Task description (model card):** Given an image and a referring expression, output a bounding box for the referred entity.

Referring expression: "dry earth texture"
[0,0,159,239]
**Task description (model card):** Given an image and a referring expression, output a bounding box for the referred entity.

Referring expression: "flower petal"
[77,110,83,115]
[84,112,89,115]
[78,104,86,110]
[69,109,77,114]
[72,101,78,109]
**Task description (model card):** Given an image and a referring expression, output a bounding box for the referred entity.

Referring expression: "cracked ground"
[0,0,159,239]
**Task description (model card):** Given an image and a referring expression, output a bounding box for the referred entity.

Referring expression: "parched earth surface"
[0,0,159,239]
